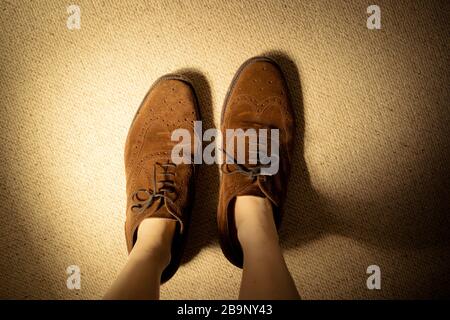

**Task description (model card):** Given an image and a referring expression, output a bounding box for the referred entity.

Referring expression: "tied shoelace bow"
[131,162,177,214]
[220,146,270,181]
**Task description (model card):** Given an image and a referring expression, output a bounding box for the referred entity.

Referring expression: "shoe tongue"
[151,202,174,220]
[237,181,266,198]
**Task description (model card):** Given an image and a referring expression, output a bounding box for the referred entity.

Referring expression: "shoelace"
[131,162,177,214]
[220,147,270,181]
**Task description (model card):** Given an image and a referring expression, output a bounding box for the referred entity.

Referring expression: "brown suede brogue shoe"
[125,74,199,283]
[218,56,295,268]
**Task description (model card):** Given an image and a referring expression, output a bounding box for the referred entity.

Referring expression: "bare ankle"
[234,196,279,247]
[130,218,176,269]
[235,196,274,227]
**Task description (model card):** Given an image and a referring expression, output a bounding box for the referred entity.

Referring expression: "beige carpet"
[0,0,449,299]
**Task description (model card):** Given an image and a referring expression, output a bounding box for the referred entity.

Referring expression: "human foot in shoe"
[124,75,200,282]
[217,57,295,268]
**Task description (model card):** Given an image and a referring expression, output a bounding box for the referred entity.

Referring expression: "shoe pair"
[124,56,295,283]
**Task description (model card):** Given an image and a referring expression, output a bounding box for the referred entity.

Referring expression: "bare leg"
[103,218,176,300]
[235,196,300,300]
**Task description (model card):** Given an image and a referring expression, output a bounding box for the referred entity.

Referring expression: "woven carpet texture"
[0,0,449,299]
